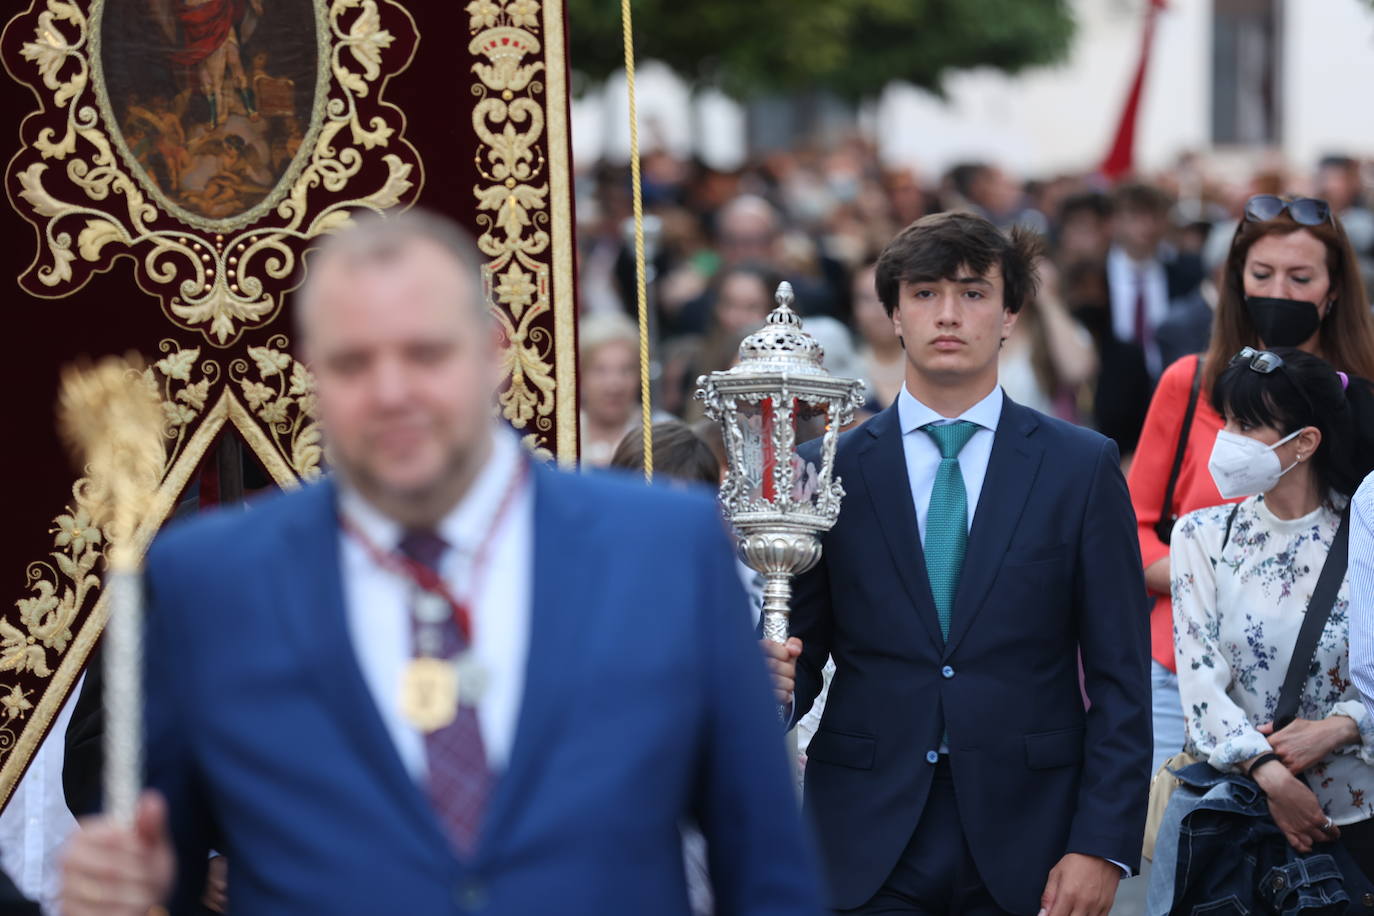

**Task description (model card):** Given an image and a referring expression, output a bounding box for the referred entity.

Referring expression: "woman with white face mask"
[1169,346,1374,879]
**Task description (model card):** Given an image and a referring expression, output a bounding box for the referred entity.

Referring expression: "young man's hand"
[1039,853,1121,916]
[759,637,802,704]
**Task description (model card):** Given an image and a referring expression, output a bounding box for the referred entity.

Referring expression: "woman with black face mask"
[1127,196,1374,804]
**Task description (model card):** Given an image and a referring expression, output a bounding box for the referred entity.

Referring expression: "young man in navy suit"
[790,212,1151,915]
[59,211,821,915]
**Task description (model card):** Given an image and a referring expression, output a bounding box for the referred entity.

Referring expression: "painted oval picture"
[95,0,325,229]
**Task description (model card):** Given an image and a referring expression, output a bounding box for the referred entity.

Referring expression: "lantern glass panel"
[790,399,829,506]
[734,399,771,503]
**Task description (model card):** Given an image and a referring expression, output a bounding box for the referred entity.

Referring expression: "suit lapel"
[477,464,592,860]
[272,480,451,869]
[857,404,945,650]
[943,398,1045,656]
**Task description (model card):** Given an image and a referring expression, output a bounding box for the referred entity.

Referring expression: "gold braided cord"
[621,0,653,482]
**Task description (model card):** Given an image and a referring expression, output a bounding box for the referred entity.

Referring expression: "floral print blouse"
[1172,494,1374,826]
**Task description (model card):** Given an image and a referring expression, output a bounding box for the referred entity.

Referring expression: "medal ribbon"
[340,456,530,644]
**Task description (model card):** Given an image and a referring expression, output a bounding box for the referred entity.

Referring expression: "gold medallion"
[399,658,460,733]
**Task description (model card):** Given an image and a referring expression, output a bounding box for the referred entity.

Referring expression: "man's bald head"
[296,209,489,353]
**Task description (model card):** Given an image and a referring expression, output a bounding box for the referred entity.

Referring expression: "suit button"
[1362,892,1374,908]
[926,750,940,764]
[941,666,955,679]
[455,880,487,911]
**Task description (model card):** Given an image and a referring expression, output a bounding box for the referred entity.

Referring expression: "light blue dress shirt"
[896,384,1003,544]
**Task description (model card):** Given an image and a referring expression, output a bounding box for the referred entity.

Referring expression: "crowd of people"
[573,142,1374,913]
[574,144,1374,468]
[26,142,1374,916]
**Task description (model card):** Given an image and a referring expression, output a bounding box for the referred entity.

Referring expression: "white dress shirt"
[896,383,1003,543]
[1349,472,1374,721]
[1107,244,1170,377]
[0,674,81,915]
[338,428,532,779]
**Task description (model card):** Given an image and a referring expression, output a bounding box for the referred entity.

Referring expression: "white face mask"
[1207,428,1303,500]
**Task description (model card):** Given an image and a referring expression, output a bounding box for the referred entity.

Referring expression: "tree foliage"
[566,0,1077,99]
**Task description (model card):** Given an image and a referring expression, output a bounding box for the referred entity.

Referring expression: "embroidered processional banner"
[0,0,577,807]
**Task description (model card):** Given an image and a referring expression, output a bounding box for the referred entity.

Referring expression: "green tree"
[567,0,1076,99]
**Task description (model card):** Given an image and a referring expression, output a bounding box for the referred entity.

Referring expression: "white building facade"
[574,0,1374,178]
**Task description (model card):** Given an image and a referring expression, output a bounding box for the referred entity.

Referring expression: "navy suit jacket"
[792,396,1152,913]
[142,463,823,915]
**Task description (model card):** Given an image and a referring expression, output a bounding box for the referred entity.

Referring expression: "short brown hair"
[609,421,720,486]
[1203,206,1374,391]
[1111,182,1172,217]
[874,211,1044,317]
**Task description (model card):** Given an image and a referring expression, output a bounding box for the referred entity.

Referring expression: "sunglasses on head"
[1243,195,1332,227]
[1230,346,1284,373]
[1228,346,1317,421]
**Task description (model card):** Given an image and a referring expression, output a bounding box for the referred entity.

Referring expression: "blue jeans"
[1150,660,1185,775]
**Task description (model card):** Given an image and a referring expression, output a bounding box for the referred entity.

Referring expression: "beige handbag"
[1142,750,1198,861]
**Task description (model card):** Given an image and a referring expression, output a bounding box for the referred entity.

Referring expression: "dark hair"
[1111,182,1171,217]
[1319,155,1358,172]
[1211,348,1371,498]
[1203,202,1374,394]
[713,261,781,306]
[873,211,1044,317]
[1057,191,1113,224]
[947,163,991,202]
[609,421,720,487]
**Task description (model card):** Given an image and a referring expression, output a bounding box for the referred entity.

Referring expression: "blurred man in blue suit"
[790,213,1151,915]
[59,211,821,915]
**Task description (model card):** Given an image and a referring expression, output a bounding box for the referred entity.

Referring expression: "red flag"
[1100,0,1168,181]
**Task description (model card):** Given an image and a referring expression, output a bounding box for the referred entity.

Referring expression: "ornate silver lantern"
[696,282,866,645]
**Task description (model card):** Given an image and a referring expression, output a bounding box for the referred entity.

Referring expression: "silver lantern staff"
[696,282,866,646]
[59,356,164,825]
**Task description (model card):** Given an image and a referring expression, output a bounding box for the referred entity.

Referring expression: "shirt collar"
[1108,243,1165,273]
[338,424,524,557]
[897,383,1003,435]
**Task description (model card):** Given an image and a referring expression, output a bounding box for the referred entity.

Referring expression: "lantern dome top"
[736,282,826,372]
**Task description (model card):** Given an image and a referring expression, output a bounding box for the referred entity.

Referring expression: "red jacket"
[1126,354,1239,672]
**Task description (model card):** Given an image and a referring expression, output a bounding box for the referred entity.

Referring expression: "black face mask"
[1245,296,1322,348]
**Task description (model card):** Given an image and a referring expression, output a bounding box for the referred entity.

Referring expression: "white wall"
[1282,0,1374,167]
[874,0,1211,178]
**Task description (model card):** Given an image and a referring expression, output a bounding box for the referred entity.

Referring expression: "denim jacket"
[1148,763,1374,915]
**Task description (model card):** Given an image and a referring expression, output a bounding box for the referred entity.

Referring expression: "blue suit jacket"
[792,397,1152,913]
[143,463,822,915]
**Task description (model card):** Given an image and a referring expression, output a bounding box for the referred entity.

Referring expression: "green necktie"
[922,421,980,641]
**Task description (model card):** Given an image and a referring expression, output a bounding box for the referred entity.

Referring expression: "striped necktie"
[399,529,491,857]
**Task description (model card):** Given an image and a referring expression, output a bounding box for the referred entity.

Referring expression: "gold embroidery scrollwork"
[468,0,555,447]
[10,0,421,347]
[145,340,221,478]
[228,335,322,482]
[1,334,320,761]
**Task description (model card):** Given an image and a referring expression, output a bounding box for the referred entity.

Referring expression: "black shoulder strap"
[1221,502,1242,550]
[1155,356,1205,546]
[1273,506,1352,731]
